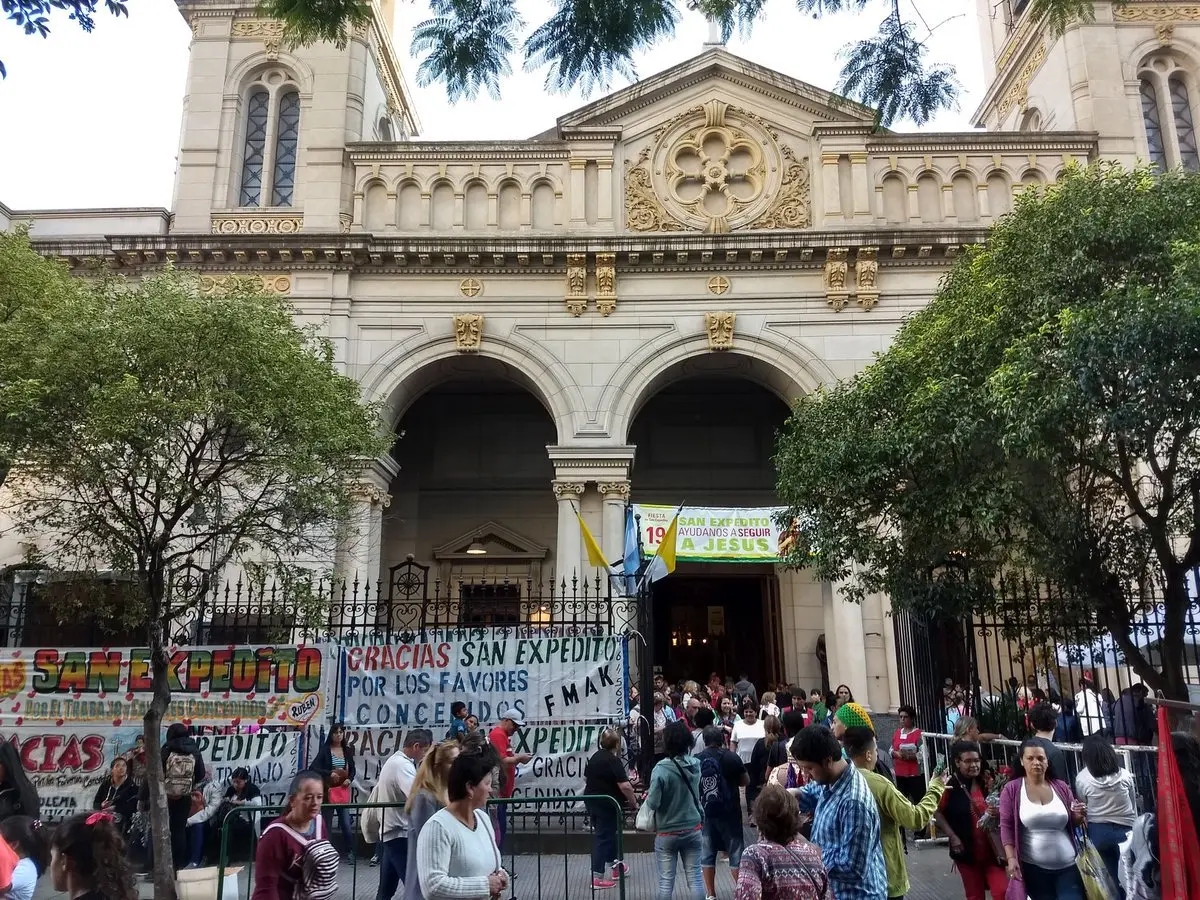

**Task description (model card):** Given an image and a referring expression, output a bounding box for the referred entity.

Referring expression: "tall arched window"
[1138,53,1200,172]
[237,69,302,208]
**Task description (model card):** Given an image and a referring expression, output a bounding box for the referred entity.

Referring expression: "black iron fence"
[894,565,1200,740]
[0,556,640,648]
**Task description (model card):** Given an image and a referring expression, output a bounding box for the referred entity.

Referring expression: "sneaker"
[592,877,617,889]
[369,855,379,867]
[611,862,628,878]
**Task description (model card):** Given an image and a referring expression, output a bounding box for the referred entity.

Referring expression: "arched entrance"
[381,356,559,621]
[627,355,794,692]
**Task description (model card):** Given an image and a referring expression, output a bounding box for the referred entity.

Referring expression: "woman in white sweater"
[417,753,510,900]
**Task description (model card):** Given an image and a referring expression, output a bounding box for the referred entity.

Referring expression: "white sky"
[0,0,986,210]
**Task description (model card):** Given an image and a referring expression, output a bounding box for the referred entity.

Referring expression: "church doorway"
[651,567,780,691]
[629,362,793,691]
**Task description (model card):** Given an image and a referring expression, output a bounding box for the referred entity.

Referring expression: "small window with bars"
[459,583,521,625]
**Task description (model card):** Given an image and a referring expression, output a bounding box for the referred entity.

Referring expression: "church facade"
[0,0,1188,710]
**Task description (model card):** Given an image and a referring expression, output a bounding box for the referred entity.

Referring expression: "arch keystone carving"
[453,314,483,352]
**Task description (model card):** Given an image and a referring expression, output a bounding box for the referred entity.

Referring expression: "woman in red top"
[933,742,1008,900]
[892,706,925,804]
[252,771,329,900]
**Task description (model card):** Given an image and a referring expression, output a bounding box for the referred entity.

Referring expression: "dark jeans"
[496,802,507,851]
[376,836,408,900]
[587,801,620,876]
[322,806,355,856]
[1088,821,1130,895]
[1021,861,1085,900]
[896,775,927,840]
[168,797,191,870]
[187,823,205,867]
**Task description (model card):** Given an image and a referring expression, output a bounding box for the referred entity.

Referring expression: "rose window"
[666,122,766,233]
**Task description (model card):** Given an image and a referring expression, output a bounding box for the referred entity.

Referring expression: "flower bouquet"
[976,767,1012,831]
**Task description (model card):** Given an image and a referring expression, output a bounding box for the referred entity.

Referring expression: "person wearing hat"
[488,710,532,851]
[1073,672,1105,737]
[833,703,897,784]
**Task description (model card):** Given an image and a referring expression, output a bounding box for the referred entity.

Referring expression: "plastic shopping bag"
[1077,836,1120,900]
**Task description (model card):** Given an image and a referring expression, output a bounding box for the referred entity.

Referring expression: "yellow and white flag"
[577,510,609,569]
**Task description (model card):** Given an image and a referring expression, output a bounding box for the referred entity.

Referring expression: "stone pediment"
[547,48,876,138]
[433,521,549,561]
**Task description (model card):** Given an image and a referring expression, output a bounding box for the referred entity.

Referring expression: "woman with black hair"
[50,811,137,900]
[92,758,138,841]
[213,767,263,862]
[311,722,357,859]
[0,742,39,823]
[0,815,48,900]
[1075,734,1136,889]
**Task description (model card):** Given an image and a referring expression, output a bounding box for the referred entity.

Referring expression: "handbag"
[635,802,656,833]
[328,784,351,804]
[1076,830,1120,900]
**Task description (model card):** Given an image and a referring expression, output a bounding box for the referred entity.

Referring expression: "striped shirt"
[798,764,887,900]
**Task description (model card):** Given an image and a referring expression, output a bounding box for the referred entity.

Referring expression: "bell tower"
[170,0,419,234]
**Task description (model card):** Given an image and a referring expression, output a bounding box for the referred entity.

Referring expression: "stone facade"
[3,0,1183,708]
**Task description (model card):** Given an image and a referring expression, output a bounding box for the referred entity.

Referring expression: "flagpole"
[635,506,657,788]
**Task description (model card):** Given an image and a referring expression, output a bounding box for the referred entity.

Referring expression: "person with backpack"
[697,725,749,900]
[162,722,205,871]
[253,771,339,900]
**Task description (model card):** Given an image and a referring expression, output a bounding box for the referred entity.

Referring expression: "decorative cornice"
[198,273,291,295]
[211,211,304,235]
[1114,3,1200,22]
[348,143,569,162]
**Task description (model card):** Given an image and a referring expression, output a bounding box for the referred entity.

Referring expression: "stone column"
[598,481,630,564]
[827,578,871,710]
[880,593,903,713]
[569,158,587,223]
[552,480,585,584]
[334,456,398,595]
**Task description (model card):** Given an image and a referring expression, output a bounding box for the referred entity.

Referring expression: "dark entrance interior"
[652,572,775,689]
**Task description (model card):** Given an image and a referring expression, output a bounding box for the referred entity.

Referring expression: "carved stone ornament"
[1115,5,1200,22]
[595,252,617,316]
[565,253,588,316]
[350,482,392,508]
[198,274,291,296]
[626,100,807,234]
[825,248,850,312]
[998,42,1047,119]
[707,275,731,295]
[231,18,285,60]
[459,277,483,298]
[598,481,631,501]
[552,481,586,501]
[1157,22,1176,44]
[855,247,880,310]
[453,314,483,352]
[705,311,736,351]
[211,213,304,235]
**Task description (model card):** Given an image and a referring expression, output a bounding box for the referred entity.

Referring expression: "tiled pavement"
[32,832,966,899]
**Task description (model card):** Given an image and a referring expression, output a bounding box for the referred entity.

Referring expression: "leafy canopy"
[0,229,389,625]
[256,0,1110,127]
[773,164,1200,698]
[1,0,127,77]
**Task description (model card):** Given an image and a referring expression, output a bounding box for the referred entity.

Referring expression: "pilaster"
[552,479,585,581]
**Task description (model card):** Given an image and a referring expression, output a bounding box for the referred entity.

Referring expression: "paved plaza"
[30,833,967,900]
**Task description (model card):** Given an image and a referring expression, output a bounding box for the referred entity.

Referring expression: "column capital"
[597,481,631,501]
[350,482,392,508]
[551,480,586,501]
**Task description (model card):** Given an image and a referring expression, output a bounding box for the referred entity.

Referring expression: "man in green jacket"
[842,726,950,900]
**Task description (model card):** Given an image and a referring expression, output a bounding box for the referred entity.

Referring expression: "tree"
[1,0,128,77]
[0,230,389,898]
[264,0,1111,126]
[773,164,1200,700]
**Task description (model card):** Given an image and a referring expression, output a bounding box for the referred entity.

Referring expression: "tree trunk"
[146,639,177,900]
[1158,565,1191,702]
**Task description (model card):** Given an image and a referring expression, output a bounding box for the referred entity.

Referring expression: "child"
[0,816,47,900]
[50,812,137,900]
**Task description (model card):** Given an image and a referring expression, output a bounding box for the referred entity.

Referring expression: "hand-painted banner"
[340,637,626,728]
[343,723,622,810]
[635,503,788,562]
[0,646,330,728]
[0,727,140,822]
[195,730,300,808]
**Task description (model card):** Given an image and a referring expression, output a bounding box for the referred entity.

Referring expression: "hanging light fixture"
[466,534,487,555]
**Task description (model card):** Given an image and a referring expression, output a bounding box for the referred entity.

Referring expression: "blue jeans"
[654,829,704,900]
[323,806,354,856]
[1088,821,1130,896]
[376,836,408,900]
[1021,861,1085,900]
[187,823,205,867]
[587,801,620,877]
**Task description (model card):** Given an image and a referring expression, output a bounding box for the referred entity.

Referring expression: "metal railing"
[214,795,628,900]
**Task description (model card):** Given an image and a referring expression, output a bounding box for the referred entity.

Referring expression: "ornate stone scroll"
[705,311,736,350]
[595,252,617,315]
[825,248,849,312]
[750,145,811,230]
[565,253,588,316]
[855,247,879,310]
[453,314,483,352]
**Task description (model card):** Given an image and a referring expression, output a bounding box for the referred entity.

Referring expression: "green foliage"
[0,230,389,628]
[774,164,1200,698]
[264,0,1104,126]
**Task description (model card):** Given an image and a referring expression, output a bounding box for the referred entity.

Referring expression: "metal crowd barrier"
[214,795,628,900]
[919,732,1160,817]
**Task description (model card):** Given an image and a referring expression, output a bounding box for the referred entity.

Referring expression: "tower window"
[237,70,302,208]
[1139,55,1200,172]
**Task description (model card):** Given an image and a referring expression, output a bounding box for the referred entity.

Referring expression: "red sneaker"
[592,877,617,889]
[611,862,629,878]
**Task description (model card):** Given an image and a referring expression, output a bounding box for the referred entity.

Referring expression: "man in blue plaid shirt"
[792,725,888,900]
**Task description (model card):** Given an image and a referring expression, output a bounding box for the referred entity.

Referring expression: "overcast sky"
[0,0,987,210]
